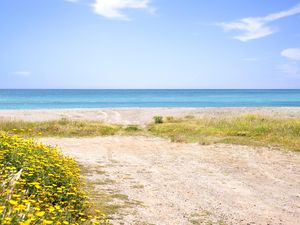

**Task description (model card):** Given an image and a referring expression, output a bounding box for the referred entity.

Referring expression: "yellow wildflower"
[36,211,45,217]
[9,200,18,205]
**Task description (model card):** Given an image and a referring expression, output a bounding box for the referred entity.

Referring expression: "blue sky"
[1,0,300,89]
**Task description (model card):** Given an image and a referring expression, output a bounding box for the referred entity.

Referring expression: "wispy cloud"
[14,71,31,77]
[281,48,300,60]
[92,0,152,20]
[218,3,300,41]
[279,48,300,78]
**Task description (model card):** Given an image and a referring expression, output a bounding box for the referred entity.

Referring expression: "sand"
[1,107,300,125]
[41,136,300,225]
[2,108,299,224]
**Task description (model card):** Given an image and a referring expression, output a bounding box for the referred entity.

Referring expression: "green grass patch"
[148,114,300,152]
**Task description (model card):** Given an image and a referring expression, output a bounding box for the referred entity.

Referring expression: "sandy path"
[2,107,300,125]
[41,136,300,225]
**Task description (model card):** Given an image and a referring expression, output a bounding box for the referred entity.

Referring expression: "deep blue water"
[0,89,300,109]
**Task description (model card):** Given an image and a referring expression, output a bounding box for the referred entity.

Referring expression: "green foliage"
[153,116,163,124]
[124,125,140,132]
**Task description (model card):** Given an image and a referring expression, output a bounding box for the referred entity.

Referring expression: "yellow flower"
[4,217,12,222]
[48,206,55,213]
[9,200,18,205]
[36,211,45,217]
[0,206,5,213]
[19,219,32,225]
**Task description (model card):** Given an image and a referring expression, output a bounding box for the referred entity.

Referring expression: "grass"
[148,114,300,152]
[0,119,143,137]
[188,210,228,225]
[91,179,116,186]
[80,165,142,218]
[131,184,144,189]
[0,114,300,151]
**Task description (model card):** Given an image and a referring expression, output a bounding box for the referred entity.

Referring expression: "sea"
[0,89,300,109]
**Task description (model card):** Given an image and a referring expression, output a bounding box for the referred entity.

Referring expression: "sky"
[1,0,300,89]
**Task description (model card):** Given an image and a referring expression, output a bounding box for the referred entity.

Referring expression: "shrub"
[0,134,110,225]
[124,125,140,132]
[153,116,163,124]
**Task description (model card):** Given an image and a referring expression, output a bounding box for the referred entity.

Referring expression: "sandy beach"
[1,107,300,125]
[2,108,300,224]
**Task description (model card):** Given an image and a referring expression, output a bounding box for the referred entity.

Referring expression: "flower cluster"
[0,134,110,225]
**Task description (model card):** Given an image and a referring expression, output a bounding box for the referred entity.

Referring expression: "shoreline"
[0,107,300,125]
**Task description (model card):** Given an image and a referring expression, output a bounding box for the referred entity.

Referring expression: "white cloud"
[92,0,151,20]
[279,48,300,78]
[281,48,300,60]
[14,71,31,77]
[219,3,300,41]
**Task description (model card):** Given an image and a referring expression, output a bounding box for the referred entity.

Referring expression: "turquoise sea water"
[0,89,300,109]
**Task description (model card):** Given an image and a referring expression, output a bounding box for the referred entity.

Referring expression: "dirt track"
[42,136,300,225]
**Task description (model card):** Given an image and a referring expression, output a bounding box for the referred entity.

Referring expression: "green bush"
[153,116,163,124]
[0,134,110,225]
[124,125,140,132]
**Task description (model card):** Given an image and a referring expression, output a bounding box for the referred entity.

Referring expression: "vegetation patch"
[1,114,300,151]
[148,114,300,152]
[188,210,227,225]
[131,185,144,189]
[0,119,143,138]
[0,134,110,225]
[153,116,163,124]
[82,167,142,218]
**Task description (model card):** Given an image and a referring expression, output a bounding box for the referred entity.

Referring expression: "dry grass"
[0,118,143,137]
[148,114,300,152]
[1,114,300,151]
